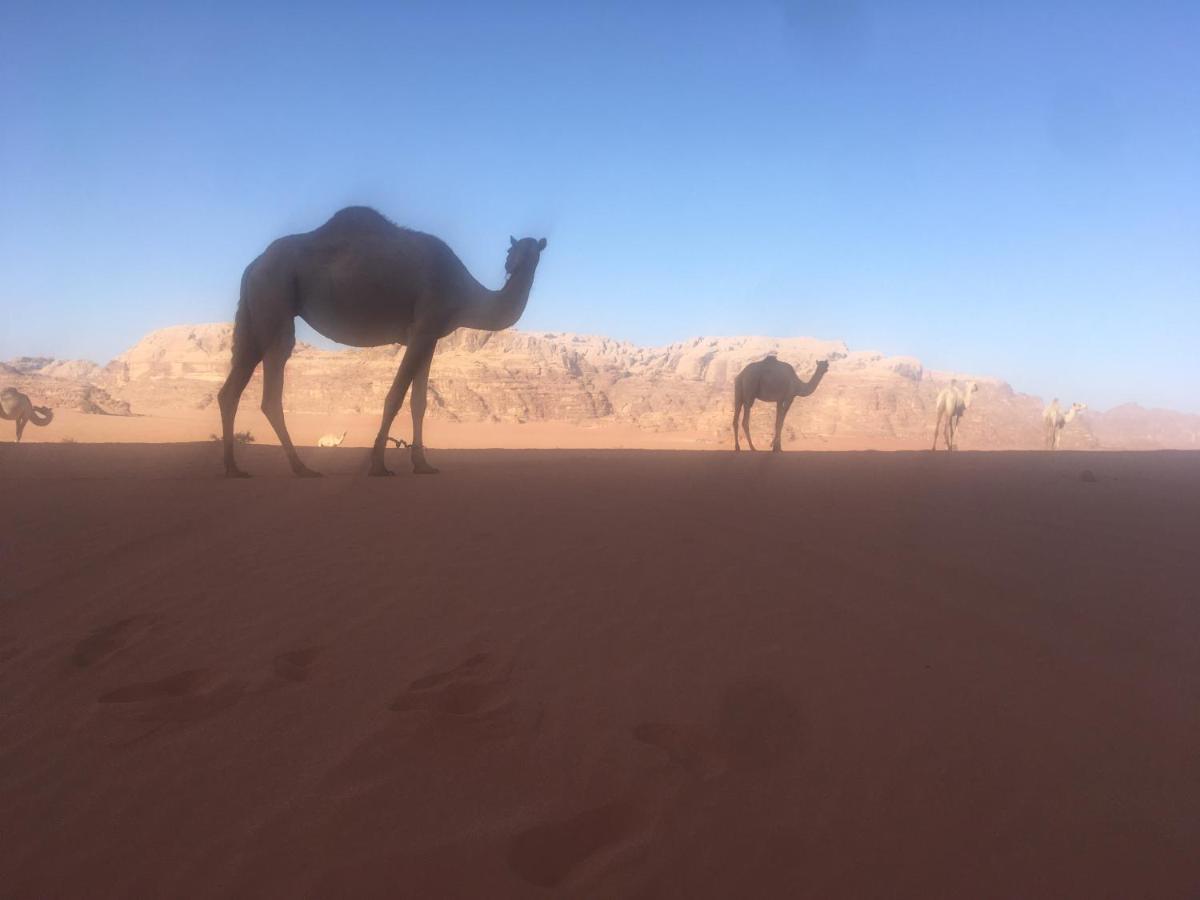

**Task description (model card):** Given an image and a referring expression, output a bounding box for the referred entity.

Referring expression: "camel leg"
[732,387,742,451]
[218,356,260,477]
[409,350,439,475]
[947,416,958,451]
[15,414,26,443]
[218,333,262,480]
[741,399,757,452]
[261,328,320,478]
[772,399,792,452]
[932,411,943,451]
[371,336,436,477]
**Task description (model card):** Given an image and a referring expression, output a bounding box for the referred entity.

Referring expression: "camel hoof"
[294,467,323,478]
[225,467,252,479]
[369,465,395,477]
[413,463,440,475]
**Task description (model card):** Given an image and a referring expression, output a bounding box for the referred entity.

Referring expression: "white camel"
[931,381,979,451]
[316,431,347,448]
[1042,400,1086,450]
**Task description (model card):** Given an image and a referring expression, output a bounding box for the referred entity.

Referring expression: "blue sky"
[1,1,1197,411]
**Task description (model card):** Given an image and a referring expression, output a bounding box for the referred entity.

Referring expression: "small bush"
[61,436,76,444]
[210,431,255,444]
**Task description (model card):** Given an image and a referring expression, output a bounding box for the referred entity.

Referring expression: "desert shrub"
[210,431,255,444]
[61,436,76,444]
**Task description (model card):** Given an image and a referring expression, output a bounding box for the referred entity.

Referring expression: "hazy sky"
[1,1,1197,411]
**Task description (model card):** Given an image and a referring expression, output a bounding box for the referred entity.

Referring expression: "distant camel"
[931,381,979,451]
[316,431,347,448]
[1042,400,1087,450]
[0,388,53,442]
[732,356,830,452]
[218,207,547,478]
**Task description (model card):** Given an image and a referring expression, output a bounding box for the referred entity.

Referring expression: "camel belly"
[294,243,424,347]
[756,385,791,402]
[299,304,411,348]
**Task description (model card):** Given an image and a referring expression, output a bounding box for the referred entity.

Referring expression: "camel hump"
[321,206,403,236]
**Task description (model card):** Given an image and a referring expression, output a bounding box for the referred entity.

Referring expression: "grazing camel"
[218,207,547,478]
[931,381,979,451]
[732,356,830,452]
[1042,400,1087,450]
[316,431,347,448]
[0,388,53,442]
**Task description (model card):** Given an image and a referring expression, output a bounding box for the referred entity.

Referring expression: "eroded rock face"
[7,324,1196,448]
[0,375,132,416]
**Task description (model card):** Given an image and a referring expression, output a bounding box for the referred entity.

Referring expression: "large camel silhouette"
[1,388,53,442]
[732,356,829,452]
[1042,399,1087,450]
[931,381,979,451]
[218,207,546,478]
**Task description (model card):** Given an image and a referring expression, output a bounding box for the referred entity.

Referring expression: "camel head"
[1070,402,1087,413]
[963,381,979,406]
[505,236,548,276]
[814,360,830,375]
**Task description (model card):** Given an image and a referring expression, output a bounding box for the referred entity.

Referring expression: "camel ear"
[510,236,517,247]
[537,237,547,251]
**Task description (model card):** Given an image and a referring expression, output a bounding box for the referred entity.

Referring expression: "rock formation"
[7,325,1196,450]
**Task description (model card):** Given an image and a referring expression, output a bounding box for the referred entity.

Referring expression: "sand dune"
[2,444,1198,897]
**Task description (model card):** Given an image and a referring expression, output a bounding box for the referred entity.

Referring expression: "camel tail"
[29,407,53,426]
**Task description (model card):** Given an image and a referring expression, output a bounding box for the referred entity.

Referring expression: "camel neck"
[460,260,538,332]
[795,367,827,398]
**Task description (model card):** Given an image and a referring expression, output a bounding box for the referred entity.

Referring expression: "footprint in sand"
[632,721,727,780]
[71,615,157,668]
[391,653,509,717]
[634,680,804,777]
[389,653,539,739]
[0,634,25,666]
[508,802,641,888]
[272,646,321,682]
[506,681,803,890]
[98,669,245,738]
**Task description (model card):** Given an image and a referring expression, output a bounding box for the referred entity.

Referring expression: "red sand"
[2,444,1198,898]
[18,408,927,452]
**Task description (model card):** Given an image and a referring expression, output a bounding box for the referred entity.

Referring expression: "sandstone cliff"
[6,323,1195,450]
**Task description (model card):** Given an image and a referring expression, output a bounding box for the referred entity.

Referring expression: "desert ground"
[2,442,1198,898]
[9,408,932,453]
